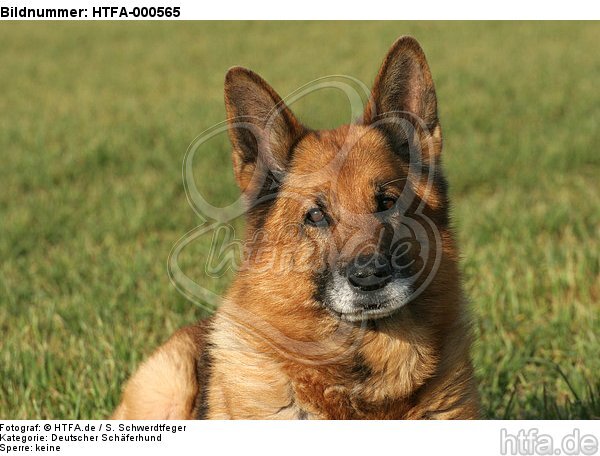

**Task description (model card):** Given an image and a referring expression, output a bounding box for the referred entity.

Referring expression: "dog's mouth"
[322,274,413,322]
[327,301,402,322]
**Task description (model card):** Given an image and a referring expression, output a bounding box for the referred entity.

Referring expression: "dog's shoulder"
[111,319,213,420]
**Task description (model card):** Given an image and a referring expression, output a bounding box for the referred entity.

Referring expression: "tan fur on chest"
[201,298,478,420]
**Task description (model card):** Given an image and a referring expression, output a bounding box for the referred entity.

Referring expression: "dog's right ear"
[224,67,304,195]
[362,37,441,162]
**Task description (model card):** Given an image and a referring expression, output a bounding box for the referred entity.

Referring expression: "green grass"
[0,22,598,419]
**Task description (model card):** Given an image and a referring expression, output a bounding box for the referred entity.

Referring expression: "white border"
[0,420,599,455]
[1,0,599,19]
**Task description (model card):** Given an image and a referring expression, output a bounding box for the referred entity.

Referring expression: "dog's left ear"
[224,67,305,195]
[362,36,440,156]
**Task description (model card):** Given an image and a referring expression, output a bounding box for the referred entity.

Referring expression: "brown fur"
[112,36,480,420]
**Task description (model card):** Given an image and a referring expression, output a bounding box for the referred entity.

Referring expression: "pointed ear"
[224,67,304,193]
[362,36,440,155]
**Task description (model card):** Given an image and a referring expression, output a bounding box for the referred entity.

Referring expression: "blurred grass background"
[0,22,598,419]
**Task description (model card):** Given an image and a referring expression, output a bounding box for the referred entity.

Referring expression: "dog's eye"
[378,196,397,212]
[306,208,328,227]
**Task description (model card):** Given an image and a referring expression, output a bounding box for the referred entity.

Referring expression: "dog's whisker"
[381,177,408,186]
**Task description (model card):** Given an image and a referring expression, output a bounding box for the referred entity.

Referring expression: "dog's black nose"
[346,254,392,291]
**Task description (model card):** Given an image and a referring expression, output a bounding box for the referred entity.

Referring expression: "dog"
[112,36,480,420]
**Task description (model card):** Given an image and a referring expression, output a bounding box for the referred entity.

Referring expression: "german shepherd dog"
[112,36,480,419]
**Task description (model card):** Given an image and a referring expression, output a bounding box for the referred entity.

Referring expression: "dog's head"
[224,37,451,323]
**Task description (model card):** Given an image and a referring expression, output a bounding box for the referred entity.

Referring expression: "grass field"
[0,22,598,419]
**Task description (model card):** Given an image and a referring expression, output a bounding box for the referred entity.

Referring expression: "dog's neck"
[218,280,458,418]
